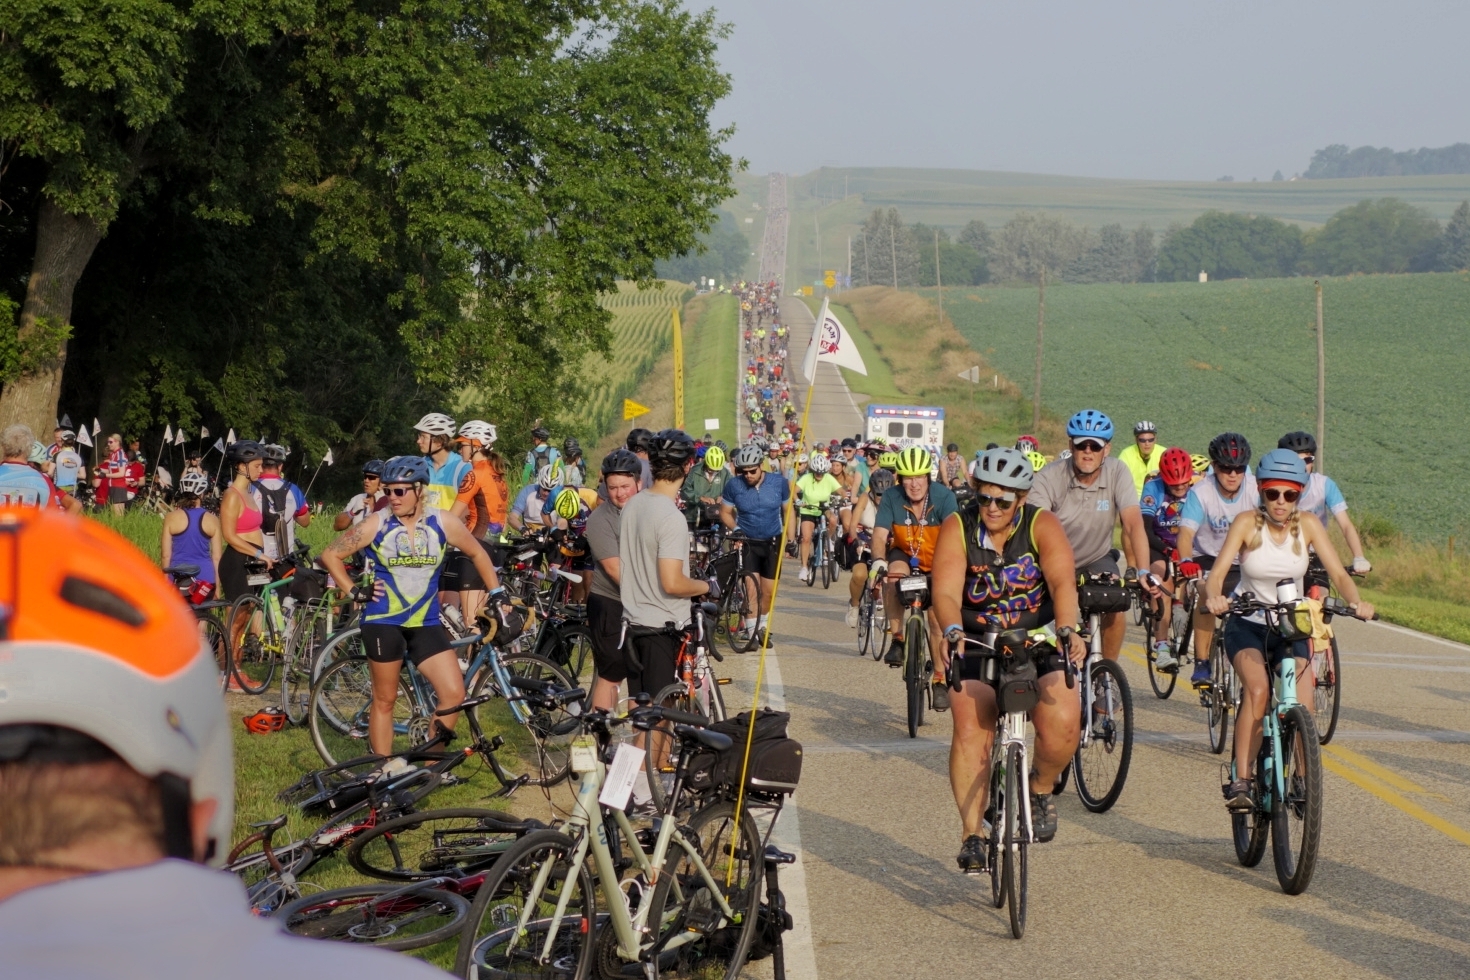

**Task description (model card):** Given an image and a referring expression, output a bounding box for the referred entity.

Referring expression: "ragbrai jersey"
[0,462,54,507]
[958,502,1053,634]
[874,482,958,573]
[364,512,450,627]
[424,455,473,514]
[1179,472,1259,560]
[795,473,842,517]
[1298,472,1347,524]
[1140,477,1189,554]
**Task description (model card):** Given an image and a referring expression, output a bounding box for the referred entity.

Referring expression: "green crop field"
[682,292,740,442]
[931,271,1470,538]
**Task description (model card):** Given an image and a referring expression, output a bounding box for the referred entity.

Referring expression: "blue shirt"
[722,471,791,539]
[0,462,54,507]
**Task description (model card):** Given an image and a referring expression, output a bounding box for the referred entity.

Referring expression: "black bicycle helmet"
[601,448,642,477]
[647,429,695,468]
[531,425,551,441]
[1277,431,1316,454]
[868,467,897,499]
[225,440,265,465]
[562,437,581,456]
[1208,432,1252,468]
[362,459,385,478]
[626,427,653,453]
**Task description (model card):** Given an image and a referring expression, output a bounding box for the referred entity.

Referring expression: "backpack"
[252,480,295,534]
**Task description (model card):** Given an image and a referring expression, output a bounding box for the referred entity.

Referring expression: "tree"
[993,212,1088,282]
[656,212,751,283]
[1302,199,1441,275]
[1133,225,1157,282]
[1272,170,1285,182]
[851,208,918,288]
[912,225,987,286]
[1304,142,1470,179]
[1156,212,1303,281]
[1437,201,1470,271]
[957,219,994,262]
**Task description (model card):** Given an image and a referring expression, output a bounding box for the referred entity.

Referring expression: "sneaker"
[1191,661,1212,688]
[1152,640,1177,671]
[1029,792,1058,843]
[931,681,950,712]
[956,834,987,874]
[798,566,810,583]
[883,638,905,667]
[626,800,659,820]
[1224,779,1254,812]
[845,605,859,628]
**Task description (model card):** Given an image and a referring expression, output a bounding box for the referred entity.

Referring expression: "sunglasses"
[978,492,1018,510]
[1217,465,1246,475]
[1136,435,1156,443]
[1262,488,1300,503]
[737,467,760,476]
[364,475,381,482]
[1072,440,1106,453]
[1301,454,1316,464]
[385,486,417,497]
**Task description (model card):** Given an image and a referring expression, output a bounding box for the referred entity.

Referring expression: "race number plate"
[570,735,599,774]
[899,575,928,593]
[245,573,271,587]
[598,742,647,811]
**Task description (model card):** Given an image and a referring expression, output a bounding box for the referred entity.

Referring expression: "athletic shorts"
[361,622,454,667]
[744,537,781,580]
[1222,616,1308,666]
[887,547,925,575]
[837,535,866,571]
[1195,554,1241,601]
[218,548,255,602]
[953,641,1067,683]
[587,593,627,683]
[108,485,130,504]
[625,628,679,702]
[445,539,494,592]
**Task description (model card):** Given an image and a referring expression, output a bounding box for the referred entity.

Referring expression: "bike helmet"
[241,707,287,734]
[382,455,431,485]
[868,468,897,499]
[554,487,583,520]
[974,447,1033,492]
[225,439,265,465]
[647,429,695,468]
[58,429,76,443]
[1207,432,1251,468]
[809,453,831,475]
[1015,435,1039,452]
[413,413,457,438]
[179,471,211,496]
[1190,453,1211,475]
[1158,447,1194,486]
[362,459,385,478]
[530,425,551,441]
[27,441,48,466]
[715,440,728,452]
[1066,410,1114,442]
[703,445,726,471]
[878,451,899,470]
[894,447,933,478]
[946,442,960,452]
[1024,450,1048,473]
[795,453,809,465]
[1278,431,1317,454]
[732,444,765,469]
[261,443,288,463]
[562,437,581,457]
[535,462,562,490]
[1133,420,1157,435]
[841,438,858,449]
[1256,448,1308,487]
[0,507,234,862]
[626,427,653,453]
[601,449,642,478]
[456,420,496,448]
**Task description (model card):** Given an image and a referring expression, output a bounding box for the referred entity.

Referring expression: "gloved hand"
[1351,556,1372,575]
[868,560,888,583]
[1179,561,1202,580]
[705,576,721,600]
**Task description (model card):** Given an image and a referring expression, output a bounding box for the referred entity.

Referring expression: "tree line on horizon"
[1304,143,1470,179]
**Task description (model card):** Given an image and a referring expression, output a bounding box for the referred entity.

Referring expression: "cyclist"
[585,450,643,711]
[217,440,267,691]
[509,463,560,533]
[452,421,505,621]
[334,460,385,530]
[50,429,85,499]
[1204,449,1374,811]
[253,444,310,560]
[932,447,1085,860]
[720,442,790,646]
[1023,449,1048,475]
[627,427,655,489]
[843,466,895,628]
[521,425,560,483]
[319,456,503,757]
[1140,447,1195,669]
[1117,420,1162,495]
[1176,432,1258,687]
[0,426,55,507]
[101,433,129,515]
[680,443,729,528]
[1277,431,1371,578]
[1028,410,1155,663]
[562,437,587,487]
[794,453,842,583]
[160,471,222,601]
[872,448,959,708]
[939,442,967,488]
[547,486,595,603]
[414,413,473,519]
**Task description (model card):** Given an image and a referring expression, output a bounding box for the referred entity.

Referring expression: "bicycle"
[1304,557,1366,745]
[644,601,730,808]
[856,571,887,660]
[802,502,836,589]
[163,563,231,688]
[712,531,766,656]
[1135,561,1183,700]
[895,565,934,739]
[453,702,764,980]
[1059,562,1134,812]
[225,556,299,694]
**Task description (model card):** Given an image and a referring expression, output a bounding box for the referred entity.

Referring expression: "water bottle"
[1275,578,1299,604]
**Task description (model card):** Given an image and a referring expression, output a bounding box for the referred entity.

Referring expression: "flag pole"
[153,429,169,480]
[302,459,327,500]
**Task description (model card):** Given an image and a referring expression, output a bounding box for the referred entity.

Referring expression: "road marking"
[1321,744,1451,801]
[1361,617,1470,652]
[1321,754,1470,847]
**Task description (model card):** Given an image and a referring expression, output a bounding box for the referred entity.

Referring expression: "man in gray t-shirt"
[1027,422,1153,663]
[584,450,643,711]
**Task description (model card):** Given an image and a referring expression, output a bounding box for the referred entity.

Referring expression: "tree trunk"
[0,198,104,437]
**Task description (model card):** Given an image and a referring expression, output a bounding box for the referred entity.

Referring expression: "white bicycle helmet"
[413,412,457,437]
[179,471,211,496]
[457,420,497,447]
[808,453,831,475]
[536,462,563,490]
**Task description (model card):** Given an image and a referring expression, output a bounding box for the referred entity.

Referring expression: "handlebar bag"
[995,654,1039,714]
[1077,577,1132,615]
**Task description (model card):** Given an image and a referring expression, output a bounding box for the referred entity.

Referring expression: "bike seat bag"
[994,637,1041,714]
[686,709,803,798]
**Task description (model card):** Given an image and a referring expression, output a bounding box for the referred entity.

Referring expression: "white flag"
[60,414,72,428]
[163,423,173,444]
[200,426,209,439]
[226,428,236,446]
[800,298,868,383]
[75,427,93,448]
[92,418,102,436]
[322,448,334,466]
[175,426,186,445]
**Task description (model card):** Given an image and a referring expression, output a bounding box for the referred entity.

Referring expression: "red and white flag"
[800,298,868,383]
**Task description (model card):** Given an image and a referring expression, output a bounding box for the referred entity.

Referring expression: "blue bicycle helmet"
[362,459,385,478]
[1066,410,1114,441]
[381,455,431,485]
[1255,448,1308,487]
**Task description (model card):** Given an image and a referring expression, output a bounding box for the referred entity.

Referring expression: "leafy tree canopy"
[1302,198,1441,275]
[655,211,751,284]
[1156,211,1302,282]
[1305,143,1470,179]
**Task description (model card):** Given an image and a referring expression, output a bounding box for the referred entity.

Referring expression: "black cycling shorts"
[887,547,923,575]
[1195,554,1241,601]
[587,592,627,684]
[625,628,679,702]
[953,641,1067,683]
[744,538,781,580]
[1222,616,1309,666]
[361,623,454,667]
[444,539,495,592]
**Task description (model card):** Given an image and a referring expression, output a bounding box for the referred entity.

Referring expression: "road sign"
[823,269,836,289]
[957,366,981,383]
[623,398,650,421]
[704,418,720,431]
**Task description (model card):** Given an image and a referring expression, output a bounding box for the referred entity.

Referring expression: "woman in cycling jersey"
[160,471,222,603]
[218,440,269,693]
[794,453,842,583]
[1204,450,1373,811]
[1140,447,1195,669]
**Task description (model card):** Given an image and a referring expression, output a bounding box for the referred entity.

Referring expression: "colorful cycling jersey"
[874,482,958,573]
[1179,472,1259,560]
[364,512,449,627]
[795,473,843,517]
[424,454,473,513]
[958,503,1053,633]
[1298,472,1347,524]
[1140,477,1190,554]
[0,462,54,507]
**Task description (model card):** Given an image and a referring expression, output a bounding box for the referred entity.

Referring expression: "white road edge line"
[760,651,820,980]
[1362,616,1470,652]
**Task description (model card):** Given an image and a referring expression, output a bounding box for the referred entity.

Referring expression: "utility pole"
[862,230,870,286]
[846,236,852,284]
[1315,280,1326,473]
[934,230,943,325]
[815,216,821,289]
[890,220,898,290]
[1033,266,1046,430]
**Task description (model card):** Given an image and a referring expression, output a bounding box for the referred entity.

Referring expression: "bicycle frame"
[1076,611,1115,748]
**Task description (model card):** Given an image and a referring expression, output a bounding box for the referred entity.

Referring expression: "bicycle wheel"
[1206,635,1230,755]
[867,593,887,661]
[645,681,710,811]
[276,882,469,952]
[856,590,874,657]
[904,617,925,739]
[1271,706,1324,895]
[453,829,595,980]
[313,624,366,680]
[228,593,276,694]
[988,750,1004,909]
[282,607,330,726]
[819,537,832,589]
[1232,767,1270,868]
[643,800,765,979]
[1145,618,1178,701]
[468,654,578,787]
[199,613,230,691]
[1074,659,1133,813]
[348,807,525,881]
[309,656,422,766]
[543,624,594,686]
[1312,635,1342,745]
[722,577,761,656]
[1170,587,1195,666]
[1002,743,1027,939]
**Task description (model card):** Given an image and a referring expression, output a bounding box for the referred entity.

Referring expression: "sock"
[757,614,768,629]
[631,769,652,805]
[742,616,757,631]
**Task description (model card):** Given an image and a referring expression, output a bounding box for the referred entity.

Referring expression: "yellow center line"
[1321,756,1470,847]
[1320,743,1448,800]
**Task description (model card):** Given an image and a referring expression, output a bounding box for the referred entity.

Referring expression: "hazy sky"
[707,0,1470,181]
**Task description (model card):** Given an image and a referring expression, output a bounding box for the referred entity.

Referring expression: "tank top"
[171,508,216,584]
[424,455,472,513]
[958,503,1054,634]
[230,486,262,534]
[364,512,449,627]
[1232,516,1309,623]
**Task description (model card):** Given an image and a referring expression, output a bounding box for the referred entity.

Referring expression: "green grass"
[933,272,1470,538]
[797,296,906,406]
[1359,588,1470,647]
[682,292,739,440]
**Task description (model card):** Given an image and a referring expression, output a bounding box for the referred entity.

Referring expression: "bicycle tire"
[547,624,594,686]
[856,590,873,657]
[644,680,711,811]
[988,753,1004,909]
[282,606,331,726]
[724,576,762,656]
[904,616,925,739]
[468,654,578,787]
[1206,634,1230,755]
[1231,769,1270,868]
[643,799,765,980]
[453,829,594,980]
[199,613,230,691]
[1145,636,1178,701]
[1271,706,1324,895]
[276,882,468,951]
[1003,742,1027,939]
[1313,635,1342,746]
[308,656,421,766]
[867,591,887,661]
[347,806,526,882]
[819,534,832,589]
[313,624,366,681]
[1074,658,1133,813]
[228,593,276,694]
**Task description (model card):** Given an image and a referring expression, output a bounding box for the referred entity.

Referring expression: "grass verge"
[1357,589,1470,647]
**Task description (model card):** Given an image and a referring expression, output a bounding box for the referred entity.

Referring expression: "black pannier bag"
[995,656,1039,714]
[685,709,803,796]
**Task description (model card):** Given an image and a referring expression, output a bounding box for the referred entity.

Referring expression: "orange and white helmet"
[0,507,233,863]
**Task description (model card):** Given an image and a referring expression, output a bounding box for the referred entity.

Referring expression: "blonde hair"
[1246,507,1303,556]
